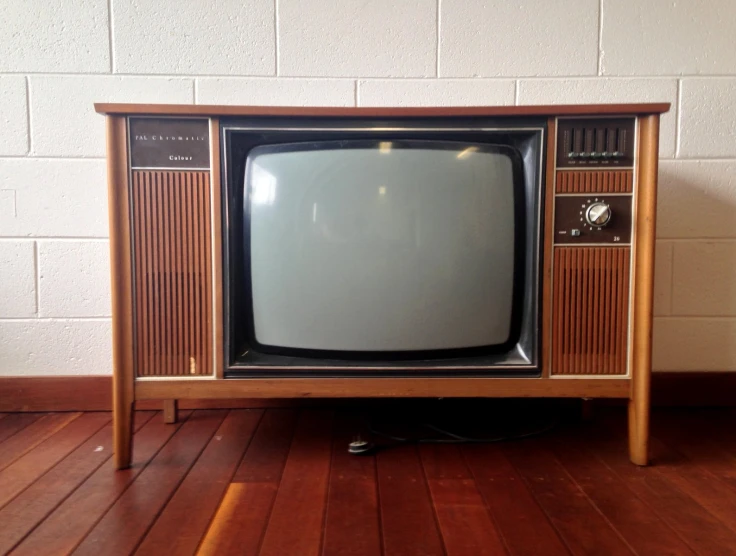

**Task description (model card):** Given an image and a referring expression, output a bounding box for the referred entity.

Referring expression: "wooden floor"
[1,405,736,555]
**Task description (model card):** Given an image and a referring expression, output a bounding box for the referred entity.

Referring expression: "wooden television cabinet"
[96,103,669,469]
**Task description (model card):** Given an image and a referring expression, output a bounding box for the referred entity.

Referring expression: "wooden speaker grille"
[131,171,212,376]
[552,247,630,375]
[556,170,633,194]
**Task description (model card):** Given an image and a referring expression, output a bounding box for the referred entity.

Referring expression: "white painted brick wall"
[1,0,735,375]
[357,80,515,107]
[0,242,37,317]
[38,241,111,317]
[196,78,354,106]
[0,77,29,155]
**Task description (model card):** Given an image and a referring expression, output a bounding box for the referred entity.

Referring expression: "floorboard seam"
[501,447,577,556]
[6,412,156,554]
[130,409,230,554]
[0,412,83,472]
[458,447,513,556]
[547,444,639,555]
[253,408,301,556]
[416,444,450,556]
[68,410,193,553]
[192,408,267,554]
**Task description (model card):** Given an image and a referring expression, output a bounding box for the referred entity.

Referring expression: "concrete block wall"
[1,0,735,375]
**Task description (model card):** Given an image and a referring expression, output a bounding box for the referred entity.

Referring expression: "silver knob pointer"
[585,202,612,227]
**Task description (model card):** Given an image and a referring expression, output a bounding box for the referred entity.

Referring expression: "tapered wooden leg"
[628,395,649,466]
[163,399,178,424]
[113,400,134,470]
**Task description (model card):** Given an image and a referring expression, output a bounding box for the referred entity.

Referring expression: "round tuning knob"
[585,202,612,227]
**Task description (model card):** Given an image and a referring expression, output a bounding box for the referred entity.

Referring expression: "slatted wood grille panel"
[131,171,213,376]
[556,170,633,194]
[551,247,630,375]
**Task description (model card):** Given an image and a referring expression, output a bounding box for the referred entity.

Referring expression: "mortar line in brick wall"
[0,237,109,242]
[655,316,736,321]
[436,0,441,77]
[107,0,114,73]
[26,77,33,154]
[24,77,31,155]
[597,0,603,75]
[193,79,199,104]
[668,242,675,315]
[0,317,112,322]
[514,80,519,105]
[653,238,736,243]
[353,81,359,107]
[33,241,40,316]
[0,155,106,160]
[670,157,736,162]
[5,72,724,80]
[675,79,683,157]
[274,0,280,76]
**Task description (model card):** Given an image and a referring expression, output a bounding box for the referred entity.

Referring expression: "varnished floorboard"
[1,406,736,555]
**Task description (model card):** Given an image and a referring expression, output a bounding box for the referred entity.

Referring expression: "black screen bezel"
[240,139,526,360]
[221,117,545,376]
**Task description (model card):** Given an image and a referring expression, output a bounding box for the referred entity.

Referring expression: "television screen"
[245,140,520,354]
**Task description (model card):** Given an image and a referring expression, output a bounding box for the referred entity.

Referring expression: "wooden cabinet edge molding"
[95,103,671,117]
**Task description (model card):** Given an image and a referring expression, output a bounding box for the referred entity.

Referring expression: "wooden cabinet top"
[94,103,671,117]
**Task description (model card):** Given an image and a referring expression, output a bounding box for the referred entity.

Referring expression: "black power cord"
[348,398,563,454]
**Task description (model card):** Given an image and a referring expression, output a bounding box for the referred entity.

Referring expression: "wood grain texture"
[73,410,225,556]
[0,413,41,444]
[95,103,672,117]
[420,445,508,556]
[552,247,631,375]
[135,377,631,400]
[463,444,570,556]
[258,411,334,556]
[0,412,109,510]
[541,117,557,379]
[0,412,154,555]
[629,114,660,466]
[0,413,80,471]
[11,411,191,556]
[556,170,634,193]
[5,407,736,554]
[136,409,262,555]
[131,170,213,377]
[0,376,313,411]
[199,410,298,556]
[378,445,445,556]
[162,399,177,424]
[588,422,736,555]
[107,115,135,471]
[646,436,736,536]
[210,118,225,379]
[322,416,381,556]
[549,434,696,555]
[2,374,735,411]
[504,442,634,555]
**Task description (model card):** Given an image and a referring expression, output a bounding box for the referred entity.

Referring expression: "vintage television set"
[96,102,668,469]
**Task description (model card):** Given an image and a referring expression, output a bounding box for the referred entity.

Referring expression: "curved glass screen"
[246,140,519,353]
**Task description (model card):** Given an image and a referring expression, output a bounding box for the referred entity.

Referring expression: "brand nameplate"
[129,118,210,169]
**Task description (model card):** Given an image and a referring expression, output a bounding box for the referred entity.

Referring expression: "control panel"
[554,194,632,244]
[556,118,635,168]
